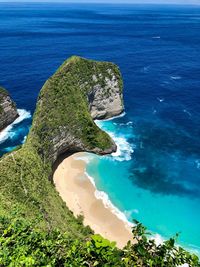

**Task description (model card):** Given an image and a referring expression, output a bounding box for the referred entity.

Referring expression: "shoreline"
[53,152,133,249]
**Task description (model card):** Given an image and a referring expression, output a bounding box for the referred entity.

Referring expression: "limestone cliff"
[0,87,18,131]
[27,56,124,164]
[89,71,123,120]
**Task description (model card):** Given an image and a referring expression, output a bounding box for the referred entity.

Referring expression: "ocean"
[0,2,200,255]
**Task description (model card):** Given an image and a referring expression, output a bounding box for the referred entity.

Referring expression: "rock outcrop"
[0,87,18,131]
[27,56,124,164]
[89,71,124,120]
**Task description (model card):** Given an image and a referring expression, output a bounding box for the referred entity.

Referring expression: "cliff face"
[88,71,123,120]
[0,56,124,232]
[27,56,124,164]
[0,87,18,131]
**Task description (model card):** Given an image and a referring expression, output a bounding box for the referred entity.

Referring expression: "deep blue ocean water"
[0,2,200,254]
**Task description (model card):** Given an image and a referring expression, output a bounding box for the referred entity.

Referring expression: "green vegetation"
[0,215,199,266]
[27,56,122,163]
[0,86,8,96]
[0,56,199,266]
[0,56,122,261]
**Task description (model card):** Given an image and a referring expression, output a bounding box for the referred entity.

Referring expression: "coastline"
[53,152,133,249]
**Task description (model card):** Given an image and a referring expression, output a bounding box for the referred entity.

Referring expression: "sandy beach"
[53,152,133,248]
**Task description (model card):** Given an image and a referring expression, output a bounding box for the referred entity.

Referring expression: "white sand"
[53,152,133,248]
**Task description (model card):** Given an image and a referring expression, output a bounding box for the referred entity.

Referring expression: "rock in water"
[0,87,18,131]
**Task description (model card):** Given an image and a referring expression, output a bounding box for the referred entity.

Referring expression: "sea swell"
[95,114,134,162]
[0,109,31,145]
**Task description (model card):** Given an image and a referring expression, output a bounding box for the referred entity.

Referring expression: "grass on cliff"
[0,87,8,96]
[27,56,122,162]
[0,146,91,239]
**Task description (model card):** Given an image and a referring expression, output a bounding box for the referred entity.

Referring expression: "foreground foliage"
[0,216,199,267]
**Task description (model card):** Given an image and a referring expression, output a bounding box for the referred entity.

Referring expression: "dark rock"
[0,87,18,131]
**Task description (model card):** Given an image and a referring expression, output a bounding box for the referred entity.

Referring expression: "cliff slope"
[0,56,123,234]
[0,87,18,131]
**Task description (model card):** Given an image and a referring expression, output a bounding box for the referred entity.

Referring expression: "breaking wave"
[95,115,134,162]
[0,109,31,144]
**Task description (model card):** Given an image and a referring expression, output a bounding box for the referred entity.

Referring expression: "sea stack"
[0,87,18,131]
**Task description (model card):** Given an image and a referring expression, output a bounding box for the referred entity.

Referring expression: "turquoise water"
[86,117,200,255]
[0,3,200,255]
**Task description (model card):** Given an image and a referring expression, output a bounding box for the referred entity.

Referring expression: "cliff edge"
[0,87,18,131]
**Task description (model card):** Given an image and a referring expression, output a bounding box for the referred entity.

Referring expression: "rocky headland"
[0,87,18,131]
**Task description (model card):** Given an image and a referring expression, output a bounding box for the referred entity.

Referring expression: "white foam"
[152,36,161,39]
[183,109,192,117]
[171,76,182,80]
[74,154,93,164]
[118,121,134,128]
[75,165,134,228]
[78,155,200,259]
[195,159,200,169]
[92,177,200,257]
[100,111,126,122]
[151,233,200,260]
[110,133,134,161]
[85,172,96,187]
[95,119,134,162]
[23,135,27,144]
[152,233,165,246]
[75,157,134,228]
[0,109,31,144]
[86,169,180,249]
[94,189,133,228]
[124,209,139,220]
[141,66,150,73]
[157,97,165,102]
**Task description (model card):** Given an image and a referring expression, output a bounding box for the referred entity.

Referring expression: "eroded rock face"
[89,71,124,120]
[0,87,18,131]
[51,128,117,164]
